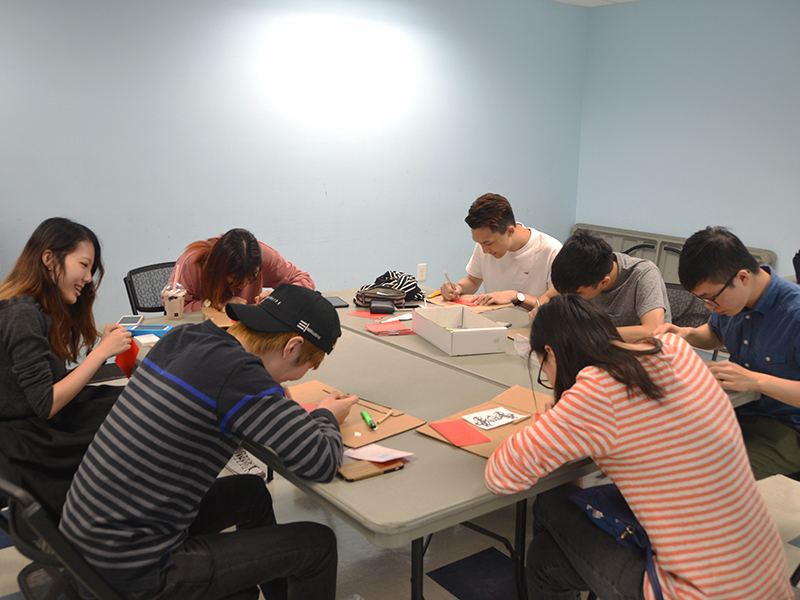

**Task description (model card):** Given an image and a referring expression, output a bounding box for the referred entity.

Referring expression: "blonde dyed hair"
[228,322,326,369]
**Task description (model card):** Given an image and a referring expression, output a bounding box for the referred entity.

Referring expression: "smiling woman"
[257,14,422,134]
[0,218,132,515]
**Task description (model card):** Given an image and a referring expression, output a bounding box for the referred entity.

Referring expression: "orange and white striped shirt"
[486,334,792,600]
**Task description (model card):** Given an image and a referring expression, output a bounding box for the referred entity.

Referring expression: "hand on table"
[254,289,273,304]
[708,361,758,392]
[473,290,515,306]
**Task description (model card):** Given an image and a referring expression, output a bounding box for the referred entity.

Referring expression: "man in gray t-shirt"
[538,230,671,342]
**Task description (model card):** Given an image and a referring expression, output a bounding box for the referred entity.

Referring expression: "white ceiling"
[549,0,643,7]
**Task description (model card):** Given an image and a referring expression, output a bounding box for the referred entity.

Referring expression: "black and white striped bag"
[354,271,425,308]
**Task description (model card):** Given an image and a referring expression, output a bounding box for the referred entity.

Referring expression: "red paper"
[346,310,385,319]
[430,420,491,447]
[451,298,477,307]
[364,322,415,336]
[300,402,316,412]
[115,341,139,378]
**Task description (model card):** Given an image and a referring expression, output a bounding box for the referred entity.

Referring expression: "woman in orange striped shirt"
[485,295,792,600]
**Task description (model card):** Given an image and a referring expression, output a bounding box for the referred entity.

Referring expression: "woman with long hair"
[170,228,314,312]
[0,217,131,514]
[486,295,791,600]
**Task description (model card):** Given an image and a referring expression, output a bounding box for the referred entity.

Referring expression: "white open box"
[412,306,507,356]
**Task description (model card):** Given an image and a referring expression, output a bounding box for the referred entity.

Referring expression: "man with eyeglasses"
[655,226,800,480]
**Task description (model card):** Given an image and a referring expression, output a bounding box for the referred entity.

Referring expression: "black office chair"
[0,473,125,600]
[123,262,176,315]
[665,282,711,329]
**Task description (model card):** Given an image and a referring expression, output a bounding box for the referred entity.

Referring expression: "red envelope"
[364,322,414,336]
[115,341,139,378]
[430,420,491,447]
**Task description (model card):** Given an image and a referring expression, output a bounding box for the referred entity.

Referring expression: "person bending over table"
[0,217,132,515]
[439,193,561,309]
[533,229,671,343]
[486,295,791,600]
[170,227,314,313]
[60,284,359,600]
[170,227,315,479]
[655,226,800,480]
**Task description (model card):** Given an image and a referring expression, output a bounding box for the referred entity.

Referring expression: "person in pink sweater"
[485,295,792,600]
[170,228,314,313]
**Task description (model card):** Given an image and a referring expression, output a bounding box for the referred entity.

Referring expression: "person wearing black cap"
[59,284,359,600]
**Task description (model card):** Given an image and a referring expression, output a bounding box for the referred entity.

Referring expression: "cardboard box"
[412,306,507,356]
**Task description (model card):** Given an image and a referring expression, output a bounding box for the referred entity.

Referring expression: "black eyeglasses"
[692,272,737,308]
[537,363,553,390]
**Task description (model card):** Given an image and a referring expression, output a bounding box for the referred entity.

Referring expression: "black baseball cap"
[225,284,341,353]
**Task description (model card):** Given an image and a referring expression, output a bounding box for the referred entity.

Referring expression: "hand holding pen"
[441,270,461,301]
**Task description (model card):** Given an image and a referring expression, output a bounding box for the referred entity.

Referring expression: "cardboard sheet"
[202,306,234,328]
[417,385,548,458]
[424,294,512,314]
[287,380,426,448]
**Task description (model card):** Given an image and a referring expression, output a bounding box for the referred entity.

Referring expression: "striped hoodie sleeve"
[216,365,344,482]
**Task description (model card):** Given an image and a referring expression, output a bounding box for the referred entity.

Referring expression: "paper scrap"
[462,406,529,430]
[344,444,414,463]
[134,334,160,347]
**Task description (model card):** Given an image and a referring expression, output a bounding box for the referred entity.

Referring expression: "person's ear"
[42,249,55,271]
[543,344,555,363]
[737,269,751,286]
[598,275,612,291]
[505,224,515,238]
[281,336,305,361]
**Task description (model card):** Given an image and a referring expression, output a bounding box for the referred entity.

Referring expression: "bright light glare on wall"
[258,15,421,134]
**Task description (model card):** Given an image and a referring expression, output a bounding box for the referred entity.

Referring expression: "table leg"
[515,499,529,600]
[411,537,425,600]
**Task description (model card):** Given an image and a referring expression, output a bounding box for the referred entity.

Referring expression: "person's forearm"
[684,326,723,350]
[458,277,479,295]
[50,347,107,417]
[749,373,800,408]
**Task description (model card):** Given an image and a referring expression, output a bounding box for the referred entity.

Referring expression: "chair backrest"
[0,473,125,600]
[665,283,712,329]
[123,262,175,315]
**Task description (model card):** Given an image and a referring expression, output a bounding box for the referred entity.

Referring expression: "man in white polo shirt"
[440,193,562,310]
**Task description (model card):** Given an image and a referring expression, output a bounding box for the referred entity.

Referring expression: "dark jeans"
[127,475,337,600]
[738,414,800,480]
[527,484,646,600]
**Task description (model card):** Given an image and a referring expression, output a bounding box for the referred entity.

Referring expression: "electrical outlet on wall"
[417,263,427,281]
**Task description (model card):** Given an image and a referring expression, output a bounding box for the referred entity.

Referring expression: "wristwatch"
[512,292,525,306]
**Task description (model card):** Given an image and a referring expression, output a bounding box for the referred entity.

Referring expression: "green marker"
[361,410,378,431]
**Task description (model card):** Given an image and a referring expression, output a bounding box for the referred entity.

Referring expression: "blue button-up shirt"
[709,266,800,427]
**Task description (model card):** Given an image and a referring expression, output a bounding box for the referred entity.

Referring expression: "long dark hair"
[529,295,664,403]
[185,228,263,308]
[0,217,103,362]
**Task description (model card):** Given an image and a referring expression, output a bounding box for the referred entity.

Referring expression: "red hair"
[185,228,263,309]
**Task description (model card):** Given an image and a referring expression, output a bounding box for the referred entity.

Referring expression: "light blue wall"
[576,0,800,275]
[0,0,588,324]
